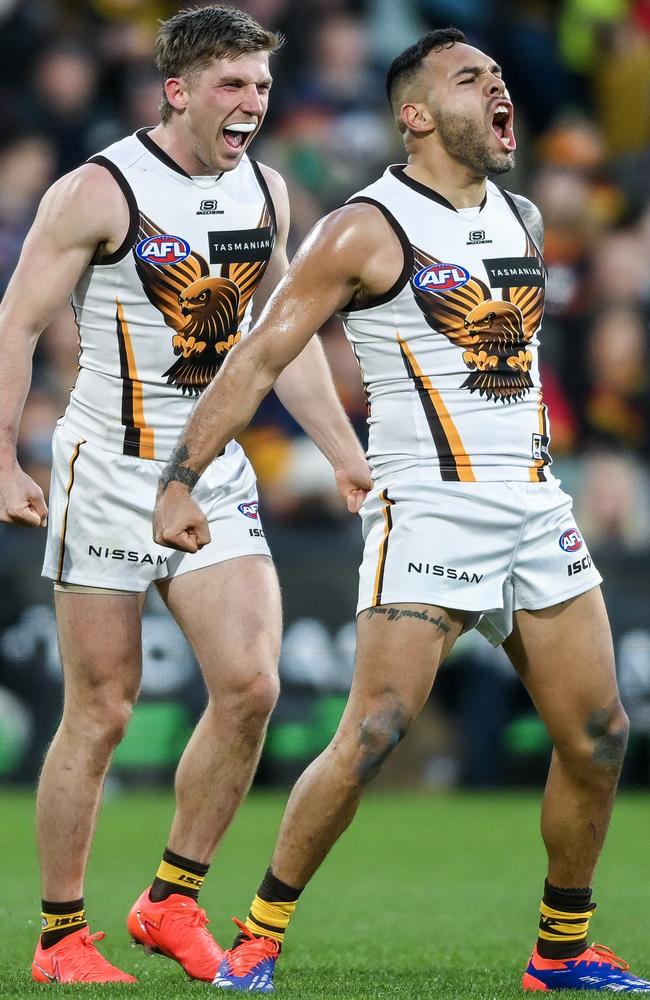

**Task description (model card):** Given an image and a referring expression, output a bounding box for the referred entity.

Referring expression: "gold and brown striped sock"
[537,880,596,959]
[149,847,209,902]
[239,868,303,948]
[40,898,87,949]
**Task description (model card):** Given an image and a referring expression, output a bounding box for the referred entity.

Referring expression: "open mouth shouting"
[223,121,257,150]
[490,100,516,152]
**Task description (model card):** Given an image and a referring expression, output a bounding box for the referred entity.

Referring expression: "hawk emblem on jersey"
[410,237,544,402]
[133,211,272,395]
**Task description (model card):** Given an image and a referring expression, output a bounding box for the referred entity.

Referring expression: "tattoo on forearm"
[364,605,450,633]
[159,443,200,493]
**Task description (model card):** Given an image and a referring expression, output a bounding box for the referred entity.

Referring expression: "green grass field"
[1,788,648,998]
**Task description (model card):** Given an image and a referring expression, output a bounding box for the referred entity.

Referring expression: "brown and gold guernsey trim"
[529,393,548,483]
[372,489,395,607]
[397,333,476,483]
[56,440,85,582]
[86,156,139,265]
[115,299,155,458]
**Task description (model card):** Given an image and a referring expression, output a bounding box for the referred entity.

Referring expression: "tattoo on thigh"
[364,605,450,634]
[159,443,200,493]
[585,709,628,769]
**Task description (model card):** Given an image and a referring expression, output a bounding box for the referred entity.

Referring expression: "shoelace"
[63,931,122,977]
[226,918,280,975]
[587,944,630,972]
[172,905,209,929]
[148,901,210,931]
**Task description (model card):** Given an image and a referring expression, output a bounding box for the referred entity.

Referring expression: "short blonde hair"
[156,5,284,123]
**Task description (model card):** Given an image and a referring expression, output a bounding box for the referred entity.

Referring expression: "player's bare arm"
[0,164,130,526]
[255,165,371,512]
[153,202,401,551]
[509,193,544,251]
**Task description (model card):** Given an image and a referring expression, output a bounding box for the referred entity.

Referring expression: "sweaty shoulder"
[36,163,132,256]
[299,202,406,307]
[506,192,544,251]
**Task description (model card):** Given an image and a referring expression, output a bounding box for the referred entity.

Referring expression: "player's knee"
[557,701,630,780]
[64,696,133,760]
[226,670,280,727]
[585,702,630,773]
[355,700,409,786]
[105,704,134,750]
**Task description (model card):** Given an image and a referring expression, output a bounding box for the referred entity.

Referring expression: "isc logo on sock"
[177,874,202,886]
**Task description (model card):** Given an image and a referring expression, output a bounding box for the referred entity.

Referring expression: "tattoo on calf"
[364,605,451,633]
[585,709,628,769]
[159,443,200,493]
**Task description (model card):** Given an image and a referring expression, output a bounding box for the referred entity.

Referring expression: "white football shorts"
[357,479,602,645]
[42,423,270,591]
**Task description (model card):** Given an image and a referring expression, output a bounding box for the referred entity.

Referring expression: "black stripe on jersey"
[500,189,546,265]
[342,198,413,312]
[390,165,487,212]
[115,306,140,457]
[250,160,277,236]
[136,127,195,179]
[373,489,395,607]
[86,157,139,265]
[398,342,461,482]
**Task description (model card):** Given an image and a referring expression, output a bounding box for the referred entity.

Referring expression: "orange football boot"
[128,886,223,981]
[32,926,137,983]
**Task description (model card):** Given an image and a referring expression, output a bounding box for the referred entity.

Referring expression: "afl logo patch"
[412,262,470,292]
[238,501,259,519]
[559,528,583,553]
[135,235,190,264]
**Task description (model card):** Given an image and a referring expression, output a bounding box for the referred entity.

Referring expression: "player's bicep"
[1,222,95,335]
[249,211,365,372]
[0,166,125,336]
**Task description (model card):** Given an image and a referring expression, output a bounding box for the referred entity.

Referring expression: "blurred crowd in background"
[1,0,649,789]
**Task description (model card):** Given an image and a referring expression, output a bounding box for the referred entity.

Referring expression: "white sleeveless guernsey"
[62,128,276,464]
[342,165,552,485]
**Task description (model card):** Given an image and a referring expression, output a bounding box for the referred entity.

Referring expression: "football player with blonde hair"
[0,4,370,984]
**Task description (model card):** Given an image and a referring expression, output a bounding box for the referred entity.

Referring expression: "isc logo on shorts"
[412,262,470,292]
[135,235,190,264]
[238,501,259,519]
[559,528,583,552]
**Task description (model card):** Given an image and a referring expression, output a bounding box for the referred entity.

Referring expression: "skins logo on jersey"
[409,235,545,403]
[133,210,273,395]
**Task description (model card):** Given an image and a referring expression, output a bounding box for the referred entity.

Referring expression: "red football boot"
[127,886,223,981]
[32,926,137,983]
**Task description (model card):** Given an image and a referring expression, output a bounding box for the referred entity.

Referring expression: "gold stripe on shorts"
[372,488,395,607]
[56,440,85,583]
[397,333,476,483]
